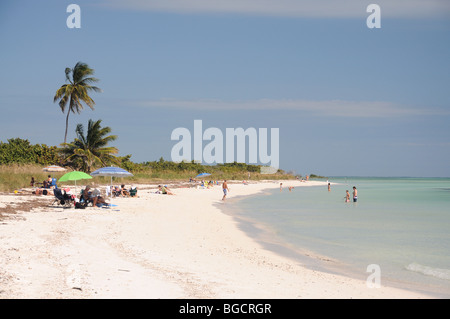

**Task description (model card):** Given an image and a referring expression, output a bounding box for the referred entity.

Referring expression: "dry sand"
[0,180,432,299]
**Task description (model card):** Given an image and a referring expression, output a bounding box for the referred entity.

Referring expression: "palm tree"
[60,119,119,173]
[54,62,102,143]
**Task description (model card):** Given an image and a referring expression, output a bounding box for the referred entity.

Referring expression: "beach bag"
[75,202,86,209]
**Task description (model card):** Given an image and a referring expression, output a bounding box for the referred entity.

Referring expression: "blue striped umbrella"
[90,166,133,208]
[195,172,211,178]
[90,166,133,178]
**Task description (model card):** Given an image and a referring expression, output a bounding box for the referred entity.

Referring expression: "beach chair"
[112,186,122,197]
[129,187,137,197]
[52,188,74,207]
[50,177,58,189]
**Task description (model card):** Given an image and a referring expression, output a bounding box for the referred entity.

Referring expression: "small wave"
[406,262,450,280]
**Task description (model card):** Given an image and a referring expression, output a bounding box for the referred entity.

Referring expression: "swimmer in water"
[353,186,358,202]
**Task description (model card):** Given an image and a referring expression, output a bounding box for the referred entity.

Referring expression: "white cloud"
[135,98,449,118]
[103,0,450,18]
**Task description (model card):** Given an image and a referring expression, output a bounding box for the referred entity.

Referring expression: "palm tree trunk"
[64,110,70,144]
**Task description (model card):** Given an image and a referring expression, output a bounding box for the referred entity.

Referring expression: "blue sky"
[1,0,449,177]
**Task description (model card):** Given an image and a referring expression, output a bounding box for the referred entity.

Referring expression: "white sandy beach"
[0,180,432,299]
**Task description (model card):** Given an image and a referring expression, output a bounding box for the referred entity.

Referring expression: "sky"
[0,0,449,177]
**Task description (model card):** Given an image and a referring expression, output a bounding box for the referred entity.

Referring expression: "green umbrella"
[59,171,93,189]
[59,171,92,182]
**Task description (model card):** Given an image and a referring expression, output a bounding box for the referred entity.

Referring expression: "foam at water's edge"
[406,263,450,280]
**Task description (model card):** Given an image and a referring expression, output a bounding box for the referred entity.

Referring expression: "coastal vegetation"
[0,138,59,166]
[309,174,327,179]
[0,137,293,192]
[59,119,119,173]
[0,161,292,192]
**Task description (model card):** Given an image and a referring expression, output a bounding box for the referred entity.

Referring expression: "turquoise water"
[226,178,450,298]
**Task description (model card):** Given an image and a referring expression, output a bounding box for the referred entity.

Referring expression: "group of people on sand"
[110,184,137,197]
[31,175,57,195]
[30,177,139,208]
[78,185,109,207]
[81,184,138,206]
[30,175,57,190]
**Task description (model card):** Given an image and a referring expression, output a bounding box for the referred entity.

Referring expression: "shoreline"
[0,180,433,298]
[218,184,448,298]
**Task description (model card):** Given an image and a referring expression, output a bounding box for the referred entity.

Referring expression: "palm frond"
[65,68,72,83]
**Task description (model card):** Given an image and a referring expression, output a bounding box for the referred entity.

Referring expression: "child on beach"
[345,190,350,202]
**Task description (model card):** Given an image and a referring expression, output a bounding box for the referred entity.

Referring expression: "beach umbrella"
[43,165,67,172]
[59,171,93,182]
[58,171,93,191]
[42,165,67,186]
[195,172,211,178]
[43,165,67,178]
[90,166,133,178]
[90,166,133,208]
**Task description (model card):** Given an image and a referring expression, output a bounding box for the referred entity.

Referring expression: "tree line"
[0,137,267,175]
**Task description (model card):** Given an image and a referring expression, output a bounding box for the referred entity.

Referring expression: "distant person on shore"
[353,186,358,202]
[222,180,229,200]
[90,188,108,207]
[345,190,350,202]
[328,183,331,192]
[80,186,92,205]
[33,188,50,195]
[120,184,129,197]
[159,185,175,195]
[280,183,283,191]
[30,177,35,187]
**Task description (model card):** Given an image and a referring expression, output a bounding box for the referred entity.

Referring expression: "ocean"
[224,177,450,298]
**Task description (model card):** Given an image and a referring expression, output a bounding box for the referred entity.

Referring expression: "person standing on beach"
[328,183,331,192]
[353,186,358,202]
[222,180,229,200]
[280,183,283,191]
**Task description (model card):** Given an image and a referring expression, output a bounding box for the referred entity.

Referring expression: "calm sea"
[224,177,450,298]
